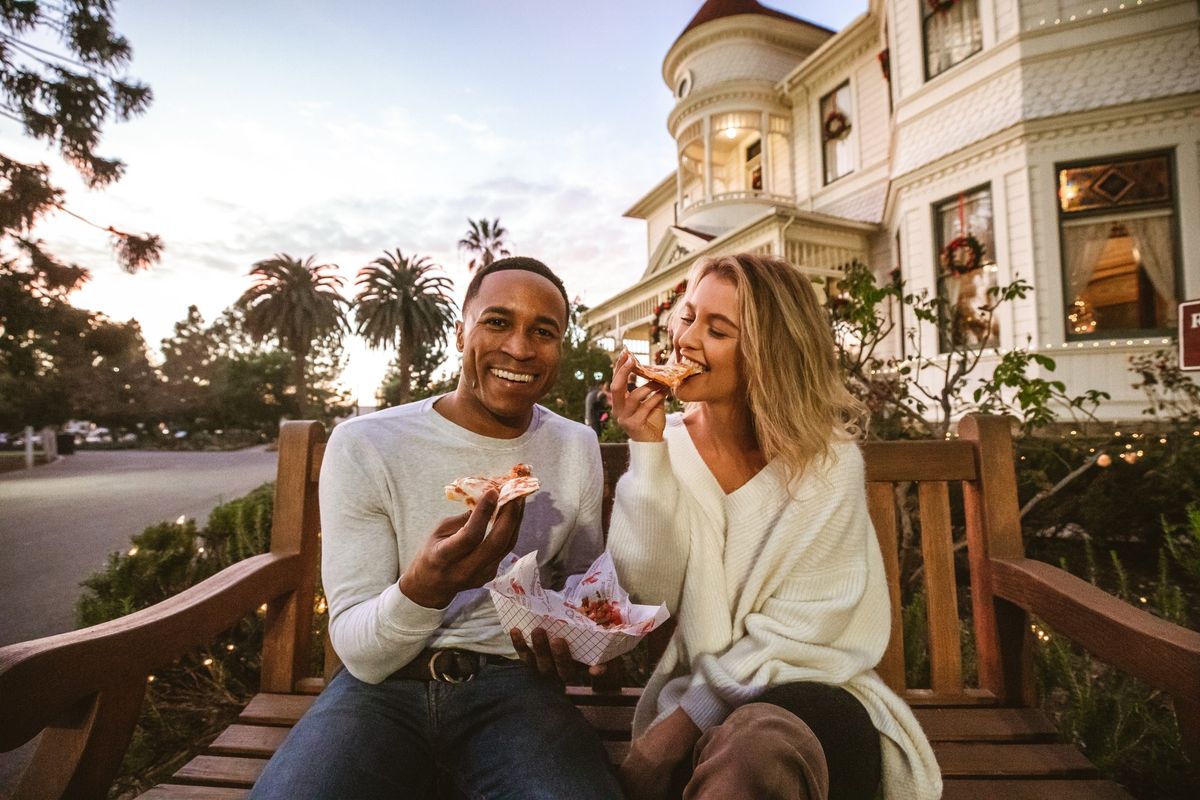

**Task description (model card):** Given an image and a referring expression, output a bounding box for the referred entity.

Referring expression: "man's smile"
[489,367,537,384]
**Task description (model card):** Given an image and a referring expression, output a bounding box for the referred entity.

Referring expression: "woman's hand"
[618,709,701,800]
[612,351,669,443]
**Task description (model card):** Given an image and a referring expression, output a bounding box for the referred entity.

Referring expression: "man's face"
[456,269,567,423]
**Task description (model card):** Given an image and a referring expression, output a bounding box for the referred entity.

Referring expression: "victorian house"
[582,0,1199,419]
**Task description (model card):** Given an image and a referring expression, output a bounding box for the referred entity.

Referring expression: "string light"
[202,657,214,666]
[127,546,138,556]
[147,674,156,683]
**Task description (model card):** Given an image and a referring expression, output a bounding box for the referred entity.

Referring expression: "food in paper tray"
[569,596,623,628]
[445,463,540,508]
[626,350,704,392]
[485,550,670,666]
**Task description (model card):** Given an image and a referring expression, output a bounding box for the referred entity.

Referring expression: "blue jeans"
[249,660,623,800]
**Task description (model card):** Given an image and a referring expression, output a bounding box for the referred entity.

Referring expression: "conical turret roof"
[677,0,831,41]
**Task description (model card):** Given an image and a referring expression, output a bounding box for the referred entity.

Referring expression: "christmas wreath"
[649,280,688,364]
[877,48,890,82]
[940,234,985,274]
[822,110,850,142]
[927,0,959,12]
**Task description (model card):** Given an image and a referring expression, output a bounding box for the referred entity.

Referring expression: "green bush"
[76,483,277,799]
[1033,539,1198,798]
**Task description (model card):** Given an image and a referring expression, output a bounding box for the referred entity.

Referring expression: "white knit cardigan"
[607,414,942,799]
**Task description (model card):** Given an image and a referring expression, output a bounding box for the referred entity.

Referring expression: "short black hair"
[463,256,571,323]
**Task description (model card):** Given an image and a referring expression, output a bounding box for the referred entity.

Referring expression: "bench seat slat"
[911,708,1057,742]
[576,705,636,738]
[171,755,267,788]
[932,742,1096,778]
[138,785,249,799]
[238,693,314,726]
[941,779,1135,800]
[208,725,291,757]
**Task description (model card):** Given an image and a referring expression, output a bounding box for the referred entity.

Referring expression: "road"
[0,446,279,647]
[0,446,279,792]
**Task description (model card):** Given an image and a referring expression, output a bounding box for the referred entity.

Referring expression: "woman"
[608,254,941,800]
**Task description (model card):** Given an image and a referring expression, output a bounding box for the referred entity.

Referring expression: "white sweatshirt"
[320,398,604,684]
[608,414,942,800]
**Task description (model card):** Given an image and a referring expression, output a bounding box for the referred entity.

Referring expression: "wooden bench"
[2,415,1197,799]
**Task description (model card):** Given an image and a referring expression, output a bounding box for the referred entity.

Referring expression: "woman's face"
[671,273,744,406]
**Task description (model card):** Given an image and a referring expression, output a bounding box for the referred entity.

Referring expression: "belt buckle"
[427,649,477,683]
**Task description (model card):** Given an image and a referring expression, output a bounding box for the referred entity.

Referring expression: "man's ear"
[455,321,464,352]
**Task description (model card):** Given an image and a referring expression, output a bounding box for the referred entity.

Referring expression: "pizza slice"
[627,350,705,391]
[445,463,540,509]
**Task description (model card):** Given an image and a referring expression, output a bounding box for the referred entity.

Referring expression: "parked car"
[85,428,112,444]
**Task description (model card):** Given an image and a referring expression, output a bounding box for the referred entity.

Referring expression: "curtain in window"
[1123,215,1176,304]
[926,1,982,77]
[1061,222,1110,304]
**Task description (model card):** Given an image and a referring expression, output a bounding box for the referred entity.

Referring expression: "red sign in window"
[1181,299,1200,371]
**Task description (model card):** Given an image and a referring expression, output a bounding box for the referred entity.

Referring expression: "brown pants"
[682,703,830,800]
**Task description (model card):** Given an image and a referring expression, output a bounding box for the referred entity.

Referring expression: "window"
[820,82,853,185]
[676,70,693,99]
[923,0,982,80]
[746,138,762,192]
[934,185,997,351]
[1057,152,1179,339]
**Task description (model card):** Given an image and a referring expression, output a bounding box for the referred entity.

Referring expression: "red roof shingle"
[677,0,833,41]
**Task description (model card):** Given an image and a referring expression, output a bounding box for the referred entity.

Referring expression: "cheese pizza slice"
[627,351,704,392]
[445,463,540,509]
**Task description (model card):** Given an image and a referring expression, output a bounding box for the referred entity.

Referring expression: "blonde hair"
[677,253,865,483]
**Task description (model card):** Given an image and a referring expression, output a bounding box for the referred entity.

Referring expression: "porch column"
[703,115,713,203]
[761,111,772,195]
[676,154,684,220]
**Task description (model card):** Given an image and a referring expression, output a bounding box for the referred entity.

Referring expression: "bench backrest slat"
[918,480,964,694]
[866,482,905,690]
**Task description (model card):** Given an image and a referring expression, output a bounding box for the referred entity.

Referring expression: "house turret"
[664,0,831,236]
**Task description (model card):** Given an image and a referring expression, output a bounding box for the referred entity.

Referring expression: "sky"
[3,1,868,404]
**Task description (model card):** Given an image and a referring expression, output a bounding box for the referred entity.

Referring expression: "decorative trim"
[668,83,787,135]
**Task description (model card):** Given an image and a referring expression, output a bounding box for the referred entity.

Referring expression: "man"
[584,381,606,437]
[251,257,622,799]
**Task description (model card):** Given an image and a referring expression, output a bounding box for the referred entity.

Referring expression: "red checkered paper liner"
[485,550,670,666]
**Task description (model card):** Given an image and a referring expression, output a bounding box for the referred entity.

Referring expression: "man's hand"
[619,709,701,800]
[399,489,524,609]
[612,351,668,443]
[510,627,607,683]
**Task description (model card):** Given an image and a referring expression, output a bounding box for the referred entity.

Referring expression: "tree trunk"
[292,348,309,419]
[397,336,413,406]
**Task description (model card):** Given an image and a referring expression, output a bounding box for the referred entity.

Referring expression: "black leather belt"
[391,648,515,683]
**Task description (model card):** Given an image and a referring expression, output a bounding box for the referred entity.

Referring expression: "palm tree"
[236,254,348,418]
[354,249,457,405]
[457,217,512,273]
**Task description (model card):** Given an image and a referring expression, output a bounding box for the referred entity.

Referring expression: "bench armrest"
[0,551,301,751]
[990,556,1200,705]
